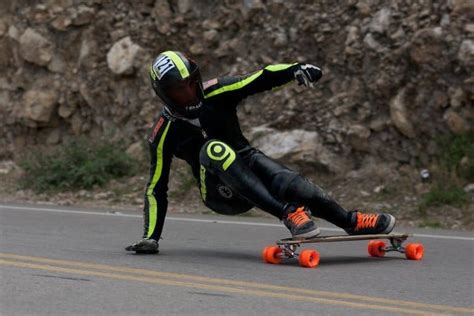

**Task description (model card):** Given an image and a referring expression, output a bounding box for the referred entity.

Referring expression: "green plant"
[461,158,474,183]
[419,184,469,209]
[437,132,474,181]
[418,219,442,229]
[18,137,138,192]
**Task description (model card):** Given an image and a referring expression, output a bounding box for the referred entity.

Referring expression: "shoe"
[344,210,396,235]
[125,238,159,254]
[283,206,321,238]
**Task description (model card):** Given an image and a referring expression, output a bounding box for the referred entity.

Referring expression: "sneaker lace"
[287,207,310,227]
[355,212,379,230]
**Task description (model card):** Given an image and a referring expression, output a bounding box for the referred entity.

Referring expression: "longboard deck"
[277,233,411,245]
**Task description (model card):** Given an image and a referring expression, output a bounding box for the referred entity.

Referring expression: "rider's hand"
[294,64,322,87]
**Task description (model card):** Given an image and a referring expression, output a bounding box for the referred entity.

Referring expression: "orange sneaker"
[283,206,321,238]
[345,211,396,235]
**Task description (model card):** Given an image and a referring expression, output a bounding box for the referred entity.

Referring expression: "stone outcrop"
[0,0,472,170]
[249,126,349,174]
[19,28,54,66]
[389,88,416,139]
[20,89,58,124]
[106,36,141,75]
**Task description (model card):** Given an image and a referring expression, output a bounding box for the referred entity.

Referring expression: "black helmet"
[150,51,203,119]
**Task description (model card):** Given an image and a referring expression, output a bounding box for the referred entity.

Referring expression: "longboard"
[262,233,424,268]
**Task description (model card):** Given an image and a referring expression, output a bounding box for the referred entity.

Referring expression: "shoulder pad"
[203,78,219,90]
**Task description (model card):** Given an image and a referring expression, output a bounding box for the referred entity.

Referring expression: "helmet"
[150,51,203,119]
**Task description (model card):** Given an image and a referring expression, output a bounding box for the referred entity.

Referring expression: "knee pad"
[199,140,236,172]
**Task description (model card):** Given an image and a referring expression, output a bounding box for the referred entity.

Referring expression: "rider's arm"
[143,114,174,241]
[203,63,322,103]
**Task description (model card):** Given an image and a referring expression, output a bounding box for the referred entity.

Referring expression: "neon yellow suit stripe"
[265,63,297,72]
[204,63,297,99]
[163,51,190,79]
[146,121,171,238]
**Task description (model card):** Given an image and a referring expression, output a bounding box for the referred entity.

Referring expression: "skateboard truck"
[384,236,406,253]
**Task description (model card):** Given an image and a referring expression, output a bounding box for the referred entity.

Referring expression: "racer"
[126,51,396,254]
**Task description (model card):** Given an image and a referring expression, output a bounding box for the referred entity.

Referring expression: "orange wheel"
[405,243,424,260]
[262,246,272,262]
[367,240,377,256]
[299,249,320,268]
[262,246,282,264]
[368,240,386,257]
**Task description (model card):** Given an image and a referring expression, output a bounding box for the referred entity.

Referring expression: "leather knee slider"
[289,175,331,202]
[199,140,236,172]
[270,170,298,200]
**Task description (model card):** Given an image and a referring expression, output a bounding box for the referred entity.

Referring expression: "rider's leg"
[248,151,351,228]
[200,140,320,238]
[248,151,396,234]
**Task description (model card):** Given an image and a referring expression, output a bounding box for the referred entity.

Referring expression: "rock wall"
[0,0,472,173]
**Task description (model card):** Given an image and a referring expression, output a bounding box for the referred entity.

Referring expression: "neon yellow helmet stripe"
[145,120,171,238]
[150,65,158,80]
[163,51,190,79]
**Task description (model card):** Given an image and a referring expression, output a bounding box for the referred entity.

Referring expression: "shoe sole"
[125,244,159,254]
[292,227,321,239]
[135,249,159,254]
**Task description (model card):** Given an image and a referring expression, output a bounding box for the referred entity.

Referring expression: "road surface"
[1,203,473,315]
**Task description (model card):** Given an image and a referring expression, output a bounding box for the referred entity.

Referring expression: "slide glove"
[294,64,322,88]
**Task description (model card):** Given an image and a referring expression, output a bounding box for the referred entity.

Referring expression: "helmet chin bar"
[167,101,202,119]
[185,101,202,111]
[182,101,202,119]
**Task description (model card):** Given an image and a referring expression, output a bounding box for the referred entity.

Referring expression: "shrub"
[420,184,469,209]
[19,138,137,192]
[437,132,474,181]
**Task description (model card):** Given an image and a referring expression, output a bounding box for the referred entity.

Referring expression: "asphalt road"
[0,203,473,315]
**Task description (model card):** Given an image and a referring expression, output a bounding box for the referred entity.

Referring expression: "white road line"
[1,204,473,241]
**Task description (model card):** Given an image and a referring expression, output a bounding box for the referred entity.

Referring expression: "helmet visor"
[163,74,202,110]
